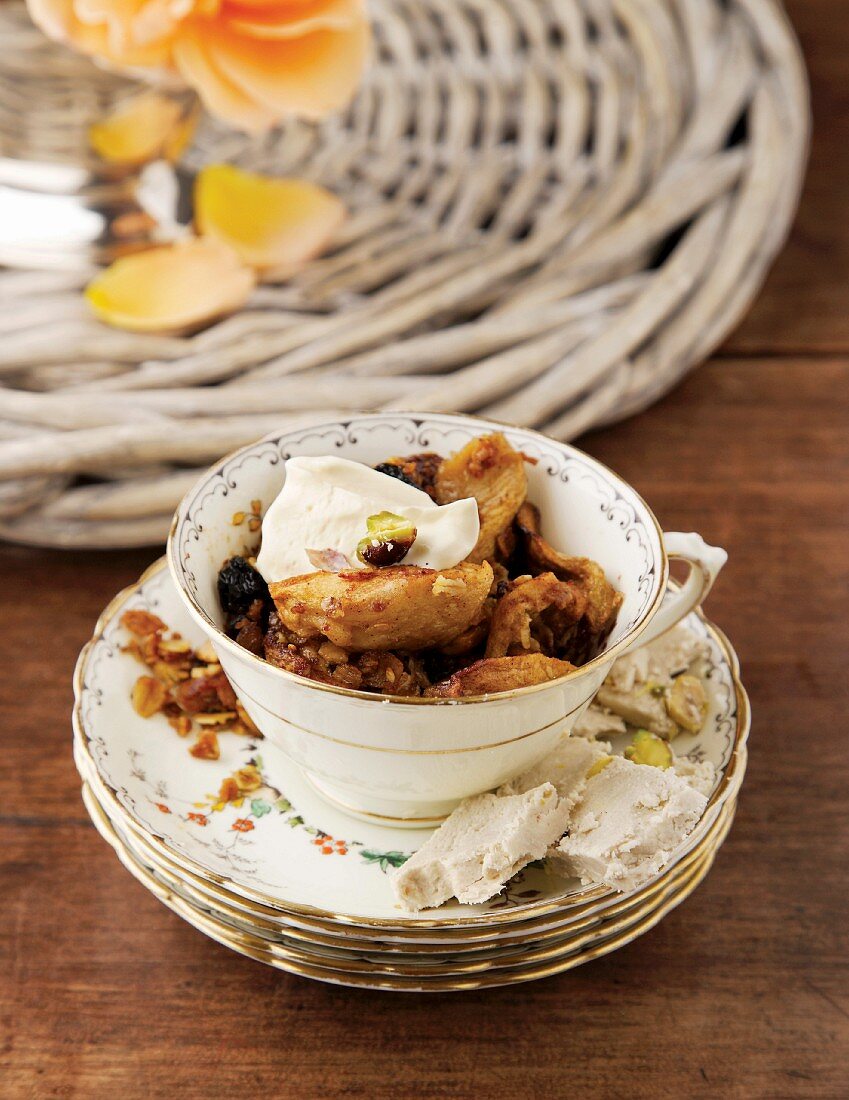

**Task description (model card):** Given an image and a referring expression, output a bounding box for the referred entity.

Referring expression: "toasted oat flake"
[233,765,262,793]
[121,612,261,758]
[235,702,260,735]
[152,660,190,685]
[218,777,240,803]
[168,715,193,737]
[190,663,222,679]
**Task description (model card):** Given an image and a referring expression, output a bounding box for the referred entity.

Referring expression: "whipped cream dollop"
[255,456,480,582]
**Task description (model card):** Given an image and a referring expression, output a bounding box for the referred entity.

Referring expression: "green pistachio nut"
[356,511,418,567]
[624,729,674,769]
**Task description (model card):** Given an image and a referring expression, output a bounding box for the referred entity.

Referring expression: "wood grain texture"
[1,357,847,1100]
[722,0,849,353]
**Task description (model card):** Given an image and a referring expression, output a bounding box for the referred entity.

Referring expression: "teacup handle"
[630,532,728,649]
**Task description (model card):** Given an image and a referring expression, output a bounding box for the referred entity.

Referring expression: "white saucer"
[73,558,749,927]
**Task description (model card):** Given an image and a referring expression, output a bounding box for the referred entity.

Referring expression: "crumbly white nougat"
[391,784,569,911]
[584,627,707,741]
[671,756,717,797]
[594,683,680,739]
[606,625,707,693]
[572,705,627,740]
[645,625,708,681]
[498,735,610,807]
[553,756,707,891]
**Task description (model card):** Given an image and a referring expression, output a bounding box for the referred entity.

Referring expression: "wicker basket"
[0,0,809,548]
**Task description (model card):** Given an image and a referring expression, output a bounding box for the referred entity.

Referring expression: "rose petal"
[85,238,256,333]
[195,164,345,279]
[161,100,201,161]
[172,27,279,131]
[26,0,175,66]
[89,91,188,165]
[196,17,370,121]
[222,0,365,40]
[306,548,353,572]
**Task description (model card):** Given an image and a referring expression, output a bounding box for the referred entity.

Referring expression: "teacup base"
[301,771,457,829]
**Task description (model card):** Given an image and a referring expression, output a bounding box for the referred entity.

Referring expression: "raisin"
[235,619,264,656]
[373,462,420,489]
[374,454,443,499]
[174,671,235,714]
[217,556,269,617]
[420,649,463,685]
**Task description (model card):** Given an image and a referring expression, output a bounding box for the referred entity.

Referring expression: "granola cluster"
[121,608,259,760]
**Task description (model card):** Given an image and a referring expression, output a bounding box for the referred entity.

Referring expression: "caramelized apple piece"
[515,502,622,636]
[435,433,527,565]
[269,562,493,652]
[485,572,587,658]
[425,654,576,698]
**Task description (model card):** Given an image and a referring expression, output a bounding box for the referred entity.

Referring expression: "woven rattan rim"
[0,0,809,548]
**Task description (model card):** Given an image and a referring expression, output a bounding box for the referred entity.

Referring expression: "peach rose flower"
[26,0,370,131]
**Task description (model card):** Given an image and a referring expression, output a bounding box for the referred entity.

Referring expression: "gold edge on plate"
[80,766,734,961]
[71,557,750,931]
[78,736,738,946]
[76,732,742,944]
[81,779,731,985]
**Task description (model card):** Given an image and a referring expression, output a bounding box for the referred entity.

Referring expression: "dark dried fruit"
[235,618,264,656]
[357,537,416,567]
[356,512,417,567]
[374,453,442,499]
[174,671,236,714]
[373,462,420,489]
[217,556,269,617]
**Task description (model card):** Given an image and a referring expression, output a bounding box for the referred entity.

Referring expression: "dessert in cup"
[168,413,726,826]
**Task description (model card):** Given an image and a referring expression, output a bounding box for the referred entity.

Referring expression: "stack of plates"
[73,560,749,991]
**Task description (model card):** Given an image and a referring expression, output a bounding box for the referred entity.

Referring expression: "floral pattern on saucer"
[74,559,745,922]
[135,743,407,867]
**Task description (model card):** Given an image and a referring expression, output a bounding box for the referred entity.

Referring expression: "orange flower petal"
[74,0,183,45]
[195,164,344,279]
[172,28,279,132]
[85,238,255,333]
[161,101,202,162]
[197,18,370,121]
[89,91,188,165]
[27,0,175,67]
[222,0,365,40]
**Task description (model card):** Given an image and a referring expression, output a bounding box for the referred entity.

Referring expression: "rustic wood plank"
[1,358,847,1098]
[721,0,849,354]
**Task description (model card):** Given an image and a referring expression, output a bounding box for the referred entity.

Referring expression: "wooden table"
[2,3,847,1096]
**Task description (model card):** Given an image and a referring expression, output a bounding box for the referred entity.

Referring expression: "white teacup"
[168,414,726,826]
